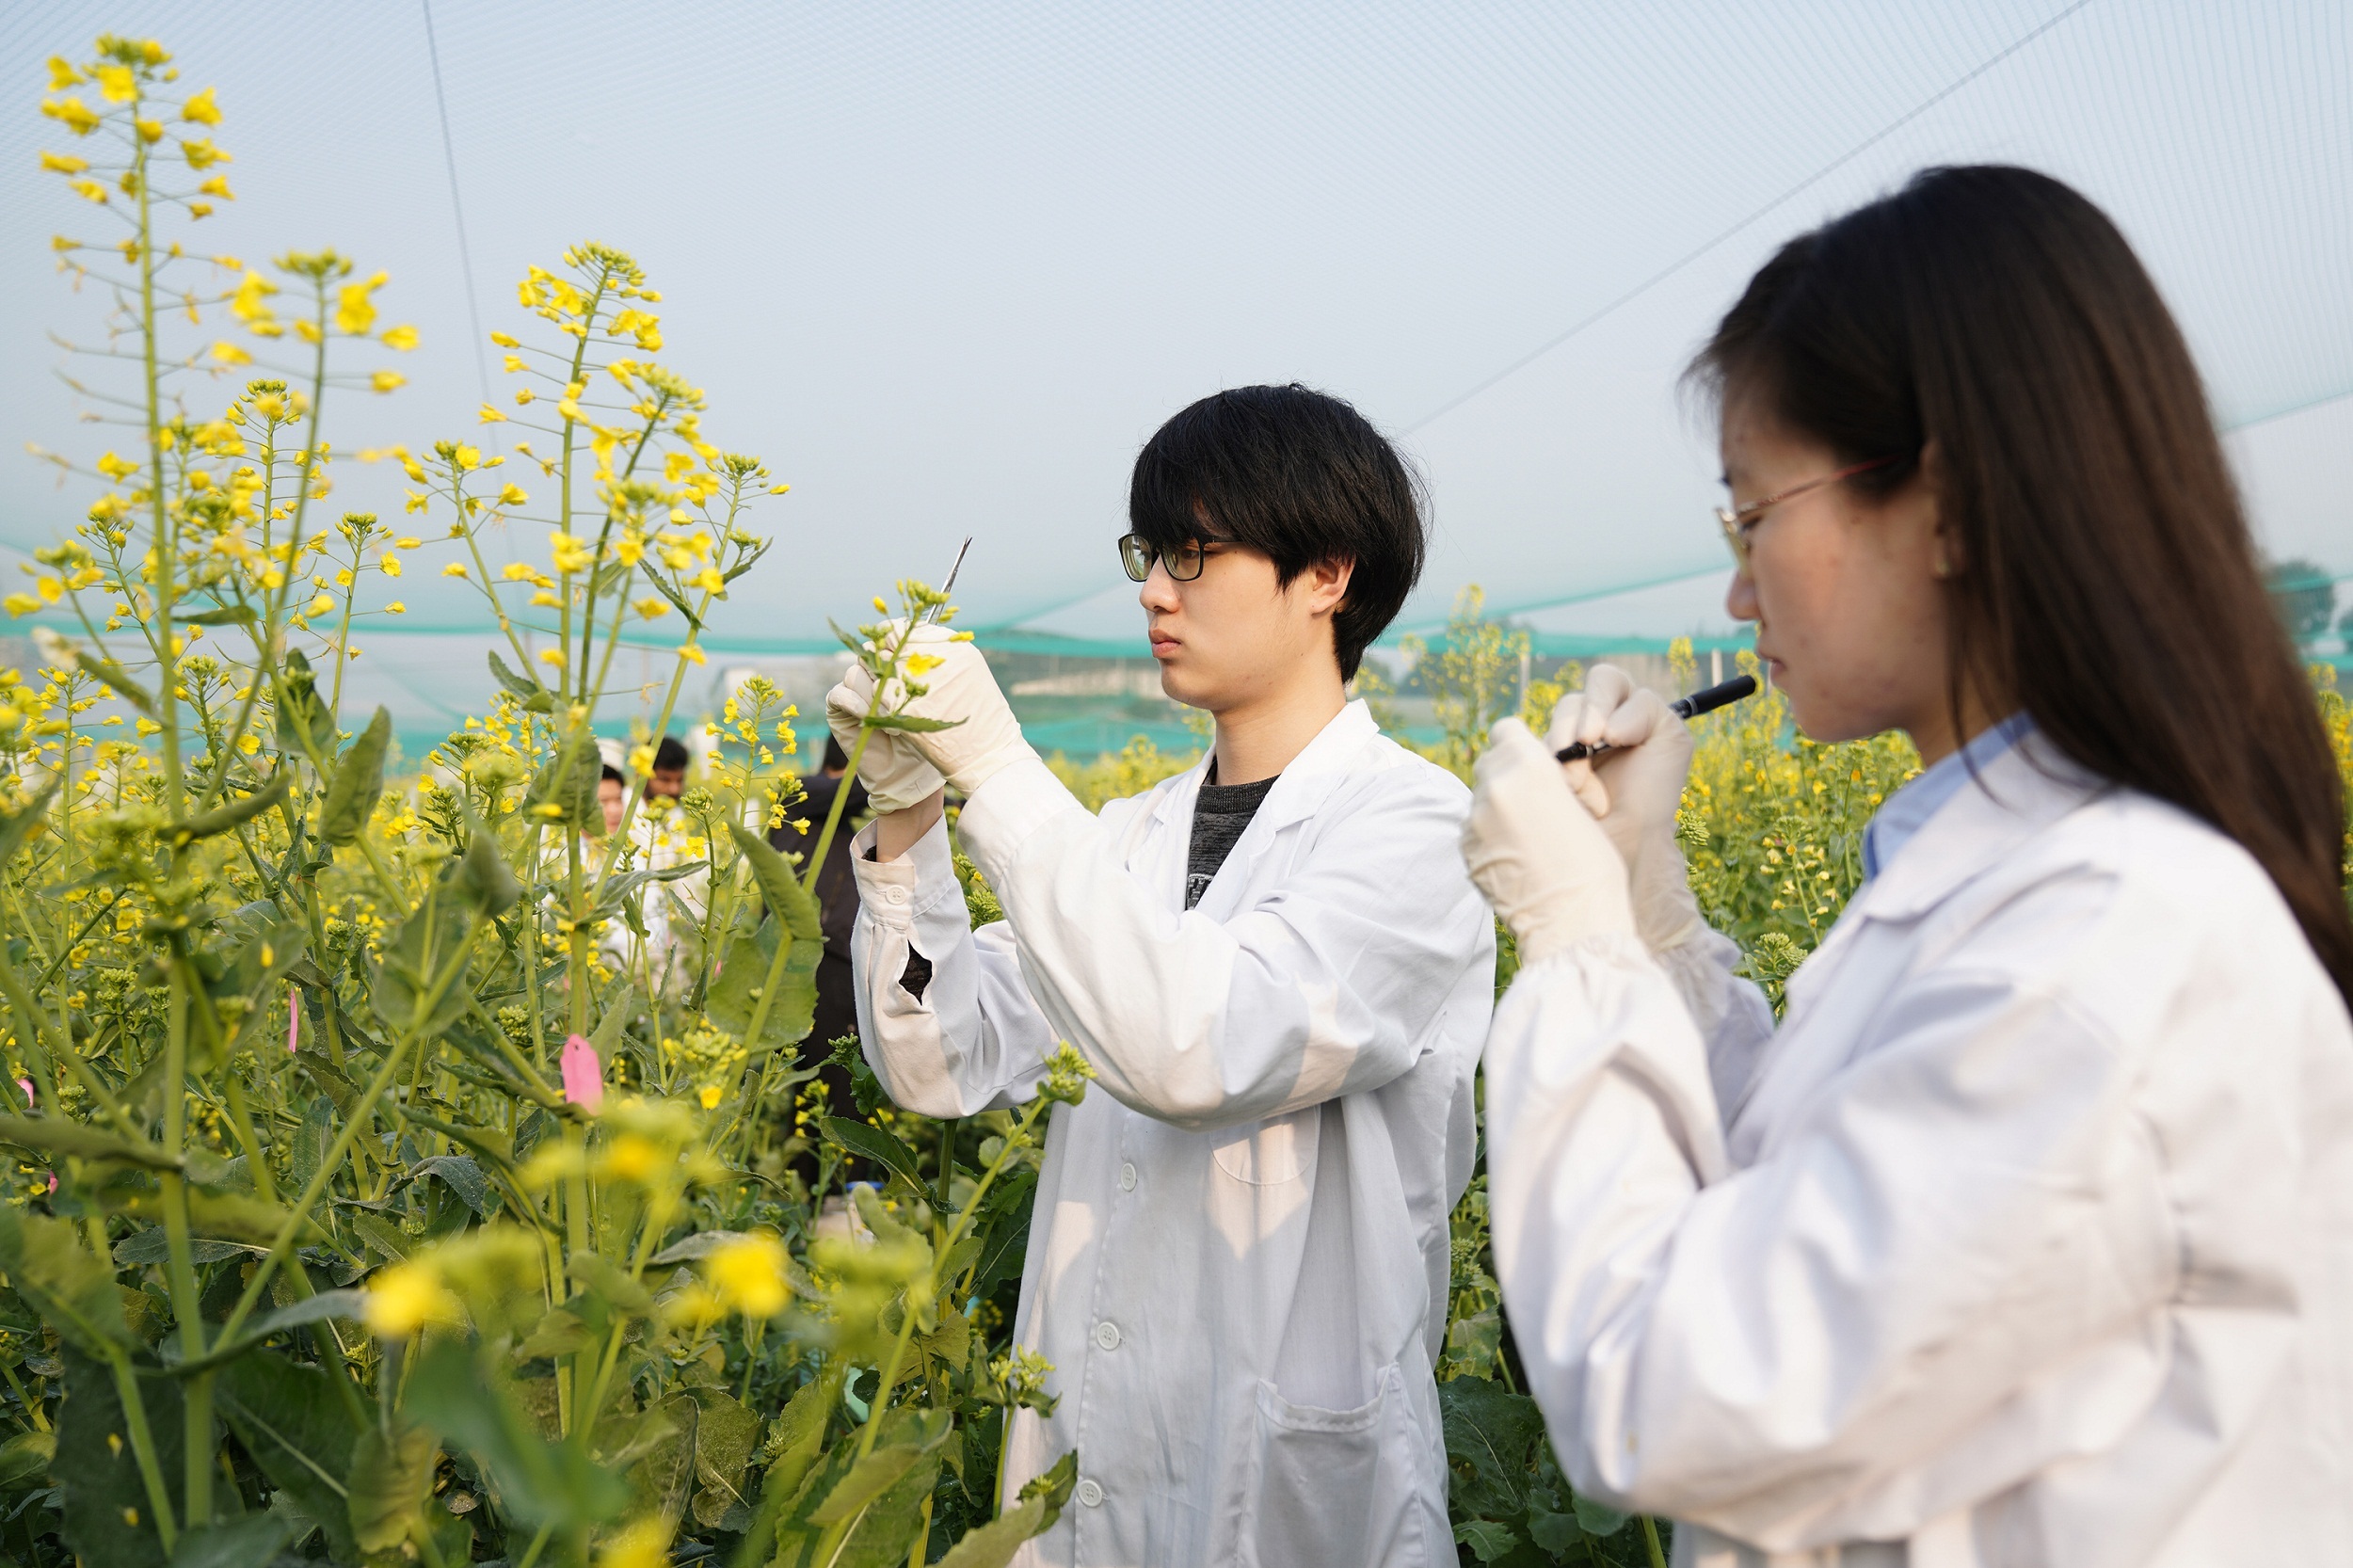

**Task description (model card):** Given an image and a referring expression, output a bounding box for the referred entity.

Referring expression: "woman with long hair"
[1462,165,2353,1565]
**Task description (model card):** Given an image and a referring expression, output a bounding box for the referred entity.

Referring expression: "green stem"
[107,1346,178,1552]
[1641,1515,1668,1568]
[215,932,481,1346]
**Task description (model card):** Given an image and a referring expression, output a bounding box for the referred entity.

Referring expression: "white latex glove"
[1546,664,1703,952]
[824,645,945,816]
[846,619,1037,797]
[1462,718,1634,966]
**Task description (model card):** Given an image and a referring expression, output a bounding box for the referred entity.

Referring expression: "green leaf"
[728,824,823,942]
[0,1428,55,1489]
[1453,1519,1521,1561]
[0,1113,180,1174]
[690,1387,763,1529]
[487,648,556,712]
[318,706,391,845]
[80,650,157,717]
[56,1345,183,1568]
[0,1208,135,1352]
[458,809,522,916]
[168,1512,298,1568]
[345,1418,438,1554]
[1572,1492,1632,1537]
[829,1453,942,1568]
[273,648,336,760]
[806,1409,953,1527]
[761,1369,840,1509]
[705,922,820,1057]
[402,1338,629,1534]
[1529,1509,1591,1554]
[290,1096,334,1197]
[822,1117,933,1204]
[217,1349,362,1562]
[644,573,702,632]
[110,1229,259,1268]
[175,603,256,627]
[486,648,545,700]
[369,879,477,1040]
[349,1211,410,1264]
[935,1448,1078,1568]
[0,776,63,875]
[527,727,603,827]
[409,1153,488,1215]
[967,1170,1036,1303]
[1439,1375,1545,1522]
[861,711,963,733]
[246,1288,366,1337]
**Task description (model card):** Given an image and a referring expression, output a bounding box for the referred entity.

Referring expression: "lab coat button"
[1118,1162,1136,1192]
[1094,1320,1121,1351]
[1076,1479,1103,1508]
[884,886,908,906]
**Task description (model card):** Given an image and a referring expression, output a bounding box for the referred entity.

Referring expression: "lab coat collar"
[1146,698,1381,837]
[1844,732,2106,925]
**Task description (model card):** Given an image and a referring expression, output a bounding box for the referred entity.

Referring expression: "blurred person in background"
[772,734,870,1115]
[1462,166,2353,1567]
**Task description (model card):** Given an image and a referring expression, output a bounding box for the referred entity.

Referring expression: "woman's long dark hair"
[1692,164,2353,1006]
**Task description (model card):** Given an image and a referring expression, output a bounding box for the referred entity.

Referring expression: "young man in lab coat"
[827,384,1494,1568]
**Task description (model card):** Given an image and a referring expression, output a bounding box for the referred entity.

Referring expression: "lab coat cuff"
[956,755,1085,889]
[849,815,957,930]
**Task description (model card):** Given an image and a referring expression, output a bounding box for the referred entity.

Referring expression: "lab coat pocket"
[1238,1365,1419,1568]
[1210,1105,1321,1185]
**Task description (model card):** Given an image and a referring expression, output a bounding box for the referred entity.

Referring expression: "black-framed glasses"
[1117,533,1220,583]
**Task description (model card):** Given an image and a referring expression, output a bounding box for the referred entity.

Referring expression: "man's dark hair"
[823,734,850,772]
[652,736,689,774]
[600,763,625,785]
[1129,383,1426,681]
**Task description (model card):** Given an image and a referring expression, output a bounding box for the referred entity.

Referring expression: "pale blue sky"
[2,0,2346,727]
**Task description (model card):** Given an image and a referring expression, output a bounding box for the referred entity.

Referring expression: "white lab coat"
[850,700,1494,1568]
[1483,735,2353,1566]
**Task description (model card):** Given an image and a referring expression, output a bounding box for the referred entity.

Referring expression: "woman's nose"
[1725,568,1759,623]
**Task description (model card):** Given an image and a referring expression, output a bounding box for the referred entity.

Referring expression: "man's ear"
[1302,557,1353,616]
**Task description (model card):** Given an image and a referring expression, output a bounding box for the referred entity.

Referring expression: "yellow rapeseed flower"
[362,1260,459,1338]
[181,86,220,124]
[42,97,102,136]
[442,562,469,579]
[46,57,81,90]
[335,271,387,335]
[369,370,405,392]
[499,483,527,506]
[595,1518,671,1568]
[209,341,250,365]
[93,65,137,104]
[39,151,88,174]
[705,1234,790,1317]
[381,324,418,351]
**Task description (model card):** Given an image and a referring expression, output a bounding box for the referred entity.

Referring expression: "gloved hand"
[1545,664,1703,953]
[1462,718,1634,965]
[840,619,1037,798]
[824,658,945,815]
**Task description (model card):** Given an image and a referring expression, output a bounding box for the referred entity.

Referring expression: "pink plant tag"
[288,986,302,1054]
[561,1034,604,1112]
[14,1078,32,1109]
